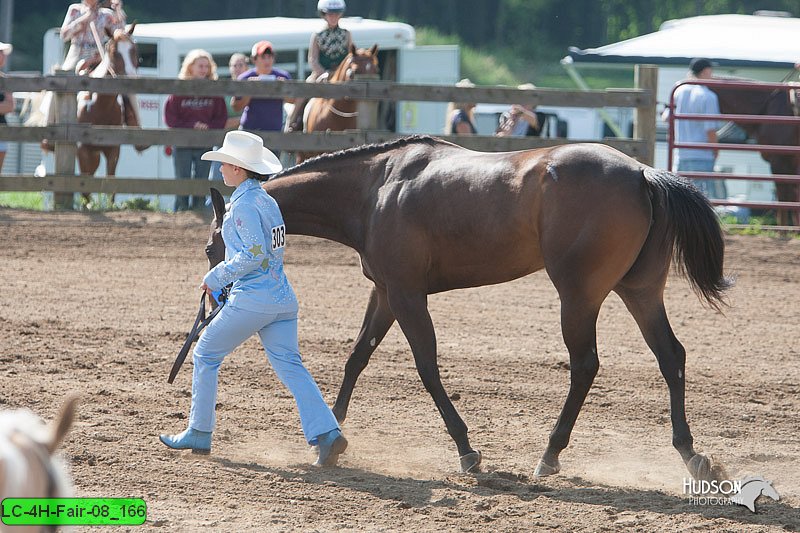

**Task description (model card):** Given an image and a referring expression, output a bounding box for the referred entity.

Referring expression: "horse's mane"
[272,135,451,179]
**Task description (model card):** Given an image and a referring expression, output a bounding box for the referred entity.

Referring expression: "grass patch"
[120,197,157,211]
[0,192,45,210]
[719,214,800,238]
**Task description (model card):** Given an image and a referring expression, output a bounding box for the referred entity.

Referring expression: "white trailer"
[37,16,459,209]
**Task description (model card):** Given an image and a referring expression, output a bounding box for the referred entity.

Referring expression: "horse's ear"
[48,395,79,454]
[369,44,379,56]
[127,21,137,36]
[210,188,226,228]
[349,43,357,55]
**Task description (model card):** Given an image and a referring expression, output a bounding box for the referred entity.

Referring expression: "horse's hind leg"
[535,295,602,477]
[615,287,719,481]
[387,288,480,473]
[333,285,395,423]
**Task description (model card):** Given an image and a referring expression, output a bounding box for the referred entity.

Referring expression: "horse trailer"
[35,17,459,209]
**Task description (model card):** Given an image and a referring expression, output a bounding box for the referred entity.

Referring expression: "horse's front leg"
[535,297,601,477]
[77,145,101,206]
[387,288,481,473]
[333,285,395,423]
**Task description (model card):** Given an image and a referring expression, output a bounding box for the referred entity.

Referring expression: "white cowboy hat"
[0,42,12,55]
[201,131,283,175]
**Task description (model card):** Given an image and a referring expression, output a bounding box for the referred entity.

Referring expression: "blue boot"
[314,429,347,467]
[159,428,212,455]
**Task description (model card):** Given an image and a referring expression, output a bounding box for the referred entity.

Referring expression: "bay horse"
[0,397,77,513]
[76,23,147,206]
[206,136,731,480]
[711,83,800,226]
[297,43,380,163]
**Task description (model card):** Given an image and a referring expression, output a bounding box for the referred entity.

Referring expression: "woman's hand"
[199,282,213,297]
[193,121,209,130]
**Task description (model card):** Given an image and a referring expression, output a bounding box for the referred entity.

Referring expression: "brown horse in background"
[711,83,800,226]
[296,44,380,163]
[76,24,147,205]
[207,136,731,480]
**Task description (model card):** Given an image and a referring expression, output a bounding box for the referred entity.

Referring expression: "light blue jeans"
[188,303,340,445]
[173,146,212,211]
[677,159,728,200]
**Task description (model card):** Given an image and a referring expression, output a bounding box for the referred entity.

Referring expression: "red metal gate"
[665,78,800,226]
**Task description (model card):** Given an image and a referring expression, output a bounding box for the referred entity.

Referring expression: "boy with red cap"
[232,40,292,132]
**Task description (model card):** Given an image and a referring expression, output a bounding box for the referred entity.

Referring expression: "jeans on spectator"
[677,159,727,200]
[173,146,212,211]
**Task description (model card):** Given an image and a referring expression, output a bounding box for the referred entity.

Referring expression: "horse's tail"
[643,167,733,310]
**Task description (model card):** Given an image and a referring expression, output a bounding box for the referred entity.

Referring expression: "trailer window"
[137,43,157,69]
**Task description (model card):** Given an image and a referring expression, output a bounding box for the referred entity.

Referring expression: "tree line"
[7,0,800,71]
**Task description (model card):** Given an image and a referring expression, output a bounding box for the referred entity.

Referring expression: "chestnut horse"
[711,83,800,226]
[207,136,731,480]
[76,24,147,205]
[297,44,379,162]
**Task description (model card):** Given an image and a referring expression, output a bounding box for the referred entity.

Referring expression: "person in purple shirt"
[232,41,292,132]
[164,49,227,210]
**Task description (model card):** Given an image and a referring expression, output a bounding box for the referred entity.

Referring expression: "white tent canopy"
[566,14,800,69]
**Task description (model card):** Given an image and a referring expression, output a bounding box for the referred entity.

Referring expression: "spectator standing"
[60,0,126,71]
[287,0,353,132]
[232,41,292,132]
[225,53,249,129]
[164,49,227,211]
[495,83,542,137]
[0,42,13,173]
[663,58,726,199]
[444,78,477,135]
[208,53,250,183]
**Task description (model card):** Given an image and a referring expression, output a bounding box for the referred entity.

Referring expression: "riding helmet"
[318,0,346,14]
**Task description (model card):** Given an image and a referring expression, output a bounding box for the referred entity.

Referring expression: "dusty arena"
[1,207,798,532]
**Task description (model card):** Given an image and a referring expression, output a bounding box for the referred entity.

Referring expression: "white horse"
[0,397,78,521]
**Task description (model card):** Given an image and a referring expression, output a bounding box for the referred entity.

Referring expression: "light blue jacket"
[203,179,298,314]
[673,83,721,164]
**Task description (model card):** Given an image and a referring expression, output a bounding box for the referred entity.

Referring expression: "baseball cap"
[251,40,274,57]
[689,58,715,74]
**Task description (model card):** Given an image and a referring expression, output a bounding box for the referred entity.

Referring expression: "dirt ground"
[1,207,798,532]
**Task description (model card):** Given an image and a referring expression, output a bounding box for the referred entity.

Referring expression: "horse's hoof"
[534,457,561,477]
[460,451,482,473]
[687,453,712,481]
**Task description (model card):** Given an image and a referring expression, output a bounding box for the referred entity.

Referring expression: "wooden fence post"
[53,71,77,210]
[634,64,658,166]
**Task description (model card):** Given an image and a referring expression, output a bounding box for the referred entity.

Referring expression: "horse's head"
[0,397,77,501]
[105,22,139,77]
[206,188,227,271]
[332,43,380,82]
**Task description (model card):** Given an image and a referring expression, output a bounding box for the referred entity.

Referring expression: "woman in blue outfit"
[159,130,347,467]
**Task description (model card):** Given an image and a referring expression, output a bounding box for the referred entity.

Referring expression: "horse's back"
[369,141,653,292]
